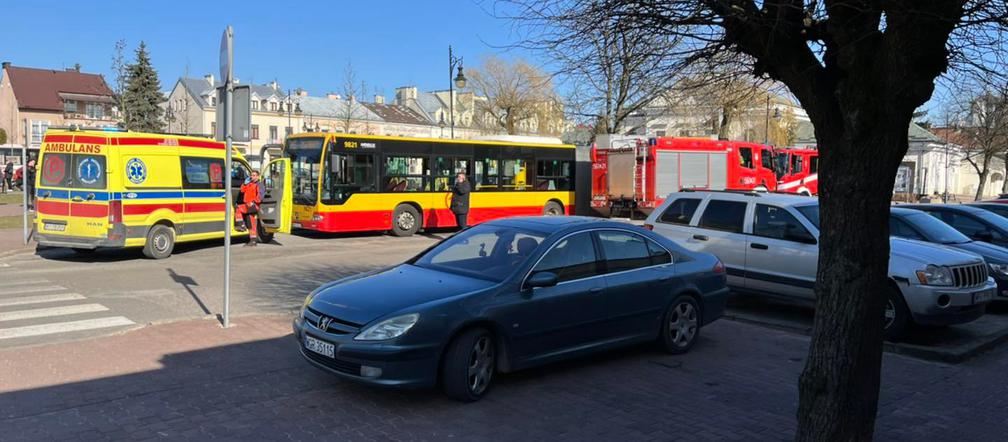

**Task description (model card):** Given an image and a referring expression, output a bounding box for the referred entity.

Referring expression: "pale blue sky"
[0,0,528,97]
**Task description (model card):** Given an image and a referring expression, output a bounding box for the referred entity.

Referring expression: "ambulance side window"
[181,157,226,190]
[231,162,249,187]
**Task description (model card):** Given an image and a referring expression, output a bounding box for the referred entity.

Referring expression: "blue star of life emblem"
[126,158,147,184]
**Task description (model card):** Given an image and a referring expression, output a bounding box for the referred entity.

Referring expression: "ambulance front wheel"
[143,224,175,259]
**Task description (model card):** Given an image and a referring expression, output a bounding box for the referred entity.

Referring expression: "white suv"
[644,191,996,339]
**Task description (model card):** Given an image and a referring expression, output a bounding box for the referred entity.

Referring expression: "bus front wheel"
[391,205,421,237]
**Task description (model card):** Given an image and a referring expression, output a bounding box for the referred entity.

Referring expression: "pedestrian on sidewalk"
[0,167,5,194]
[235,170,263,246]
[3,161,13,193]
[25,159,36,209]
[450,172,471,230]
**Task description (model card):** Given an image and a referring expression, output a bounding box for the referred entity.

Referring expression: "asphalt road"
[0,230,444,349]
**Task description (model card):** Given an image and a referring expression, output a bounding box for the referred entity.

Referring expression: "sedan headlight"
[916,264,954,286]
[355,313,420,341]
[989,262,1008,276]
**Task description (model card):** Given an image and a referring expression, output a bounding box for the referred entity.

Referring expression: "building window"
[270,102,277,111]
[211,122,216,136]
[269,125,278,141]
[64,101,78,113]
[251,124,259,140]
[30,120,50,146]
[211,96,217,106]
[251,101,259,111]
[85,103,104,119]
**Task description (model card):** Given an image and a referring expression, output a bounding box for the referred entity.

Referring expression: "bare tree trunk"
[796,120,906,441]
[976,169,989,201]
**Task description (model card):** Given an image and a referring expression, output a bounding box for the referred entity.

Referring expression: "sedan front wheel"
[441,328,496,402]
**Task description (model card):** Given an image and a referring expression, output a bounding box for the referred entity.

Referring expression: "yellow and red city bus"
[263,133,575,236]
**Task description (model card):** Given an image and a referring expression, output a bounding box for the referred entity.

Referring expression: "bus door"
[261,158,292,233]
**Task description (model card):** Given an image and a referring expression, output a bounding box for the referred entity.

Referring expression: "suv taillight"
[713,259,725,274]
[108,200,122,224]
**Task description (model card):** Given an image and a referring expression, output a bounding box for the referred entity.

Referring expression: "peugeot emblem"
[317,315,334,332]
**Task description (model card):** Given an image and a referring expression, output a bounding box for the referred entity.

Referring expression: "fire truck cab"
[591,135,777,217]
[775,147,819,196]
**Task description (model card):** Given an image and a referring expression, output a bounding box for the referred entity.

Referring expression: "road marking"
[0,304,109,322]
[0,316,135,340]
[0,293,86,307]
[0,279,51,287]
[0,285,68,295]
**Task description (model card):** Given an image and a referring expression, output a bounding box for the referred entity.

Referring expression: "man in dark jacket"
[4,161,13,192]
[450,172,471,229]
[25,159,36,209]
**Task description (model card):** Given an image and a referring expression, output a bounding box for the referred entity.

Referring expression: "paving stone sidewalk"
[0,314,1006,441]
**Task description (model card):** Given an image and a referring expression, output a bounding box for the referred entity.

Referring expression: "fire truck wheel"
[142,224,175,259]
[543,201,564,216]
[391,204,421,237]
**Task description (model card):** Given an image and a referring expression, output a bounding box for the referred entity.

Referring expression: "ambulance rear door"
[261,158,292,233]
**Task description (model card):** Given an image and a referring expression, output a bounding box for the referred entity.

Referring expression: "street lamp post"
[448,45,467,139]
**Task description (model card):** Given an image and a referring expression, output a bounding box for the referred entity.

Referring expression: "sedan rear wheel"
[441,328,495,402]
[661,295,700,354]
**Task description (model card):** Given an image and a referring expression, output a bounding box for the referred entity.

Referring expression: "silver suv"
[644,191,996,339]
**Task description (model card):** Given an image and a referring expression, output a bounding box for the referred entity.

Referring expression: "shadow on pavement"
[33,237,248,263]
[167,268,212,316]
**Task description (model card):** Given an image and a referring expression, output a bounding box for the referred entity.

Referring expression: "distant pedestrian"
[0,168,5,194]
[450,172,471,230]
[25,159,36,209]
[4,161,12,192]
[235,170,263,246]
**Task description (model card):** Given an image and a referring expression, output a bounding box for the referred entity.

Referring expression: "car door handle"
[589,287,603,294]
[85,193,95,201]
[692,234,708,241]
[41,191,52,198]
[751,243,769,250]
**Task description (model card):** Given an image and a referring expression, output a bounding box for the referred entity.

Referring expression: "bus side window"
[384,156,425,192]
[536,159,572,191]
[502,158,528,191]
[476,158,499,191]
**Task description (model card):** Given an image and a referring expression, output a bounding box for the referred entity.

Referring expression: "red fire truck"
[775,147,819,196]
[591,135,778,217]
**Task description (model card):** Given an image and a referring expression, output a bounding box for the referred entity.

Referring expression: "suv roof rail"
[679,188,763,197]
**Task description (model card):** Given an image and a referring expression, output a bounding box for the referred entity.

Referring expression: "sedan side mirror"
[526,272,559,290]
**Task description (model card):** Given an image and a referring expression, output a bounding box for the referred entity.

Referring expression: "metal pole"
[22,119,29,245]
[223,26,234,328]
[764,95,770,144]
[449,46,454,139]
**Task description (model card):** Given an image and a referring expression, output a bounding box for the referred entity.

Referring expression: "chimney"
[326,92,341,100]
[1,62,10,70]
[204,74,215,86]
[296,88,308,97]
[394,86,418,104]
[268,80,279,91]
[374,95,385,105]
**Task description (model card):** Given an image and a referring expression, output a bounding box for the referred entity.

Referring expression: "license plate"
[974,289,994,304]
[44,223,66,232]
[304,335,335,358]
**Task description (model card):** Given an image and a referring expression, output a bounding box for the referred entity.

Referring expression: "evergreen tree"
[122,42,164,132]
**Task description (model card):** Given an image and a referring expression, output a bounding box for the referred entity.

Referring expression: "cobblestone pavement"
[1,314,1006,441]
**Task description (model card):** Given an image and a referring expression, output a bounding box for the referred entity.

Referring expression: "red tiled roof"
[362,102,431,126]
[5,65,114,112]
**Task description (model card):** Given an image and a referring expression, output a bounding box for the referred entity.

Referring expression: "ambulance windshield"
[286,137,324,204]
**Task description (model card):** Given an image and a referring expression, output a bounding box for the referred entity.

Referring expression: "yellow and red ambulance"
[33,127,292,258]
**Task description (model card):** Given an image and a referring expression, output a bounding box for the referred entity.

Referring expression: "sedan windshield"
[902,212,971,244]
[412,224,547,282]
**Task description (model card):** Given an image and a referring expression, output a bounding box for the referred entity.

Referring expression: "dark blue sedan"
[293,216,729,401]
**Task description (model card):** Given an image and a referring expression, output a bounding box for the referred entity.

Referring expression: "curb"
[723,308,1008,364]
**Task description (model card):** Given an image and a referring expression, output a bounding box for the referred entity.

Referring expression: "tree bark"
[795,117,907,441]
[976,169,989,201]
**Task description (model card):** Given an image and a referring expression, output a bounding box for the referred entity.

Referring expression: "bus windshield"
[286,137,324,205]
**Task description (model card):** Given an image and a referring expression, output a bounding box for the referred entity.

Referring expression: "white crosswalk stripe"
[0,275,135,343]
[0,285,68,295]
[0,304,109,322]
[0,317,135,340]
[0,293,86,307]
